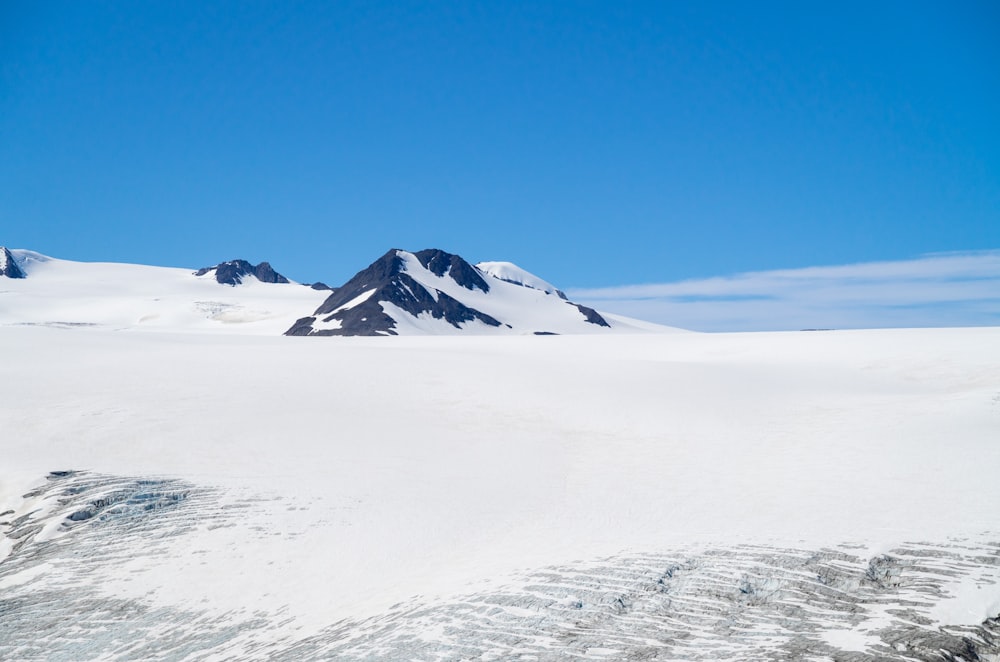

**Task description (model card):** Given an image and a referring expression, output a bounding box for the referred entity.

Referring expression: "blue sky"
[570,250,1000,330]
[2,1,998,328]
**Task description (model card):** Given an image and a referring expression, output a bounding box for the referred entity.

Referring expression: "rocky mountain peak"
[286,247,611,337]
[195,259,290,286]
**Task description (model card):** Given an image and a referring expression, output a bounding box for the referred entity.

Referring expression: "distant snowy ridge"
[286,248,621,336]
[0,246,675,335]
[0,251,328,334]
[195,259,290,286]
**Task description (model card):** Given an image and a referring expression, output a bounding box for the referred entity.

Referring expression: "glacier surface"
[1,252,998,659]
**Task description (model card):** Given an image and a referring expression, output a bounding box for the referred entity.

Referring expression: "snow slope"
[0,250,329,334]
[475,260,566,297]
[1,323,999,659]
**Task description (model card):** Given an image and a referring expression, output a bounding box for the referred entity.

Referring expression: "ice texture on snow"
[2,470,999,660]
[0,252,998,659]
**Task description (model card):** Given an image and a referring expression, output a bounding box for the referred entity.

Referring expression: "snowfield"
[1,252,999,660]
[0,250,330,335]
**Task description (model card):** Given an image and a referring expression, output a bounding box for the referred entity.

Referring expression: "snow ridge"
[0,252,328,334]
[194,259,290,286]
[477,260,567,298]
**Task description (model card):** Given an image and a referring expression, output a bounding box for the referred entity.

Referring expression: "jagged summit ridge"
[286,249,502,336]
[195,259,289,286]
[1,247,27,279]
[416,249,491,293]
[286,248,610,336]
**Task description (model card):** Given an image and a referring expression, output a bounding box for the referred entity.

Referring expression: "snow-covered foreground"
[1,326,999,660]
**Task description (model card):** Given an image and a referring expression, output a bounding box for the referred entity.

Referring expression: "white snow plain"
[1,251,999,660]
[0,250,330,335]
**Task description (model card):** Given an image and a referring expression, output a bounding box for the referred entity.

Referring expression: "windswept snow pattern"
[0,471,273,660]
[276,542,1000,661]
[1,471,998,661]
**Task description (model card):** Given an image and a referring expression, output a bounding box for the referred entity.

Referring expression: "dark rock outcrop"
[574,303,611,327]
[0,247,26,279]
[288,249,501,336]
[194,260,289,286]
[286,247,611,336]
[414,249,490,293]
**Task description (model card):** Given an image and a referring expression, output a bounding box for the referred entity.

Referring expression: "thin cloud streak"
[568,251,1000,332]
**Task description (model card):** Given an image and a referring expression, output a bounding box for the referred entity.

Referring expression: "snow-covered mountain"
[286,248,619,336]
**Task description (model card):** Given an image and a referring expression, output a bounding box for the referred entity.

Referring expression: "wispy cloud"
[567,251,1000,331]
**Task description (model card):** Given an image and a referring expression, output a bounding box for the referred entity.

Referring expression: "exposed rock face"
[195,260,290,286]
[414,249,491,293]
[286,248,611,337]
[574,303,611,327]
[0,247,26,279]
